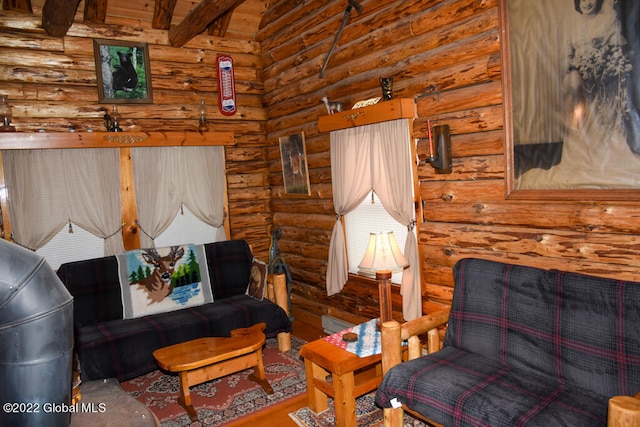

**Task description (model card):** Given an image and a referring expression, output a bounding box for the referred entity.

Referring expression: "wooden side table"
[300,338,383,427]
[152,323,273,422]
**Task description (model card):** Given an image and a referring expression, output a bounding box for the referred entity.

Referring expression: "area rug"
[288,392,430,427]
[121,336,306,426]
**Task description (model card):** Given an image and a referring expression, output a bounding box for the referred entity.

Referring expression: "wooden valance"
[0,131,235,150]
[317,98,415,133]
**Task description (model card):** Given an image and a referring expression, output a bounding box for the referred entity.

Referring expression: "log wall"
[0,9,272,258]
[259,0,640,326]
[3,0,640,328]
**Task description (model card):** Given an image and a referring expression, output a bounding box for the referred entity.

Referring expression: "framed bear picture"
[93,39,153,104]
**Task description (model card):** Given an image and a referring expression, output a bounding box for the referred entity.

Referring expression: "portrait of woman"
[509,0,640,190]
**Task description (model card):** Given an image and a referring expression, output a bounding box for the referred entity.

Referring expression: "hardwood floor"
[225,319,327,427]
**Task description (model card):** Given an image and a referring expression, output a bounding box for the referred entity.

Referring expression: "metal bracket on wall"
[421,124,452,174]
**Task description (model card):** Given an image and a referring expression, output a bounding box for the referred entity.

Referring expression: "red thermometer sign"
[217,54,237,116]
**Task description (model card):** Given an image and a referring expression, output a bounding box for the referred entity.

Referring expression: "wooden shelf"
[317,98,415,133]
[0,131,235,150]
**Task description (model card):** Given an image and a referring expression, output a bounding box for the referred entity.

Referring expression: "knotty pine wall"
[259,0,640,327]
[0,8,273,258]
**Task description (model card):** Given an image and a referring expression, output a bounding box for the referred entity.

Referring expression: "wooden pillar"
[119,148,140,250]
[0,151,11,240]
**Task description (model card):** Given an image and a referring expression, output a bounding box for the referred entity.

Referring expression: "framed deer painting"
[279,132,311,195]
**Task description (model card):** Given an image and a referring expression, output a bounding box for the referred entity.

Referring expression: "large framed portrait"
[501,0,640,199]
[279,132,311,195]
[93,39,153,104]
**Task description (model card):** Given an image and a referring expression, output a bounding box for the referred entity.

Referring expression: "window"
[153,206,219,247]
[344,191,413,284]
[37,207,219,270]
[37,224,103,271]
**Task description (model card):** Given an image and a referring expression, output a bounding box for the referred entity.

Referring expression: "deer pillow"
[116,244,213,319]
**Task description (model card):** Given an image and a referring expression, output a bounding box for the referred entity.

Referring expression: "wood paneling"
[3,0,640,327]
[0,8,270,259]
[261,0,640,325]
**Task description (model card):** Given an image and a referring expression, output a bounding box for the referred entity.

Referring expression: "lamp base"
[0,125,16,132]
[376,270,393,325]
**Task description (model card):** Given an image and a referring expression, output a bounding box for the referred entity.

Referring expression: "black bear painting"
[112,51,138,92]
[94,39,152,103]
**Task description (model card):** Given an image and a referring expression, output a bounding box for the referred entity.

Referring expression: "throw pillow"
[246,258,267,300]
[116,244,213,319]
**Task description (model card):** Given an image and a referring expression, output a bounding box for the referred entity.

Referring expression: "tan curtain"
[181,146,227,242]
[3,149,124,255]
[132,146,226,248]
[327,119,421,320]
[371,120,421,321]
[327,126,372,296]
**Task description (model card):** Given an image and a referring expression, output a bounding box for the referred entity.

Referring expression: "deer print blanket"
[116,244,213,319]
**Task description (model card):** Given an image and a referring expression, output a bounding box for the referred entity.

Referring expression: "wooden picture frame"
[500,0,640,200]
[279,132,311,195]
[93,39,153,104]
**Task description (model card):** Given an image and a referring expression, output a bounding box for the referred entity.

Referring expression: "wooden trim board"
[317,98,415,133]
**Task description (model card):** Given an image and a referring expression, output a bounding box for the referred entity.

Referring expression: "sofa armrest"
[267,273,291,352]
[608,393,640,426]
[380,308,450,375]
[380,309,450,427]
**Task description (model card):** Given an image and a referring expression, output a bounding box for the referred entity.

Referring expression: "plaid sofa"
[57,239,291,382]
[376,258,640,426]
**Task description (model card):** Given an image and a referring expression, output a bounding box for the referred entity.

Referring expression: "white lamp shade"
[358,231,409,272]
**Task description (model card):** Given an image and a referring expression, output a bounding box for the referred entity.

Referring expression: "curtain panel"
[132,146,226,248]
[3,148,125,255]
[327,119,421,320]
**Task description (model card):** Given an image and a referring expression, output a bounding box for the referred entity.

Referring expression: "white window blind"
[153,206,219,248]
[344,191,411,284]
[37,206,219,270]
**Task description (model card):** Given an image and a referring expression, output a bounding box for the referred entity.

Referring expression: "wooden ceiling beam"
[41,0,82,37]
[83,0,107,23]
[169,0,245,47]
[207,9,232,37]
[152,0,178,30]
[3,0,32,13]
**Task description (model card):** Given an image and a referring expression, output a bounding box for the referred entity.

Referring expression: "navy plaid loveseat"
[376,258,640,426]
[57,239,291,382]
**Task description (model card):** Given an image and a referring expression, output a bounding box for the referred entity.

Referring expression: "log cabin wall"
[2,0,640,328]
[259,0,640,327]
[0,5,273,258]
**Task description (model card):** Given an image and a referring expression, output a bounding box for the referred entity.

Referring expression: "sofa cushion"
[56,255,123,327]
[446,258,640,397]
[376,346,608,427]
[203,239,253,299]
[59,239,256,328]
[75,294,292,381]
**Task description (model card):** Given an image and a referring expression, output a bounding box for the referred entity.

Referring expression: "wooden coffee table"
[152,322,273,422]
[300,338,383,427]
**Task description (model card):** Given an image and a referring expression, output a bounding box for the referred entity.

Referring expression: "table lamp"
[358,231,409,323]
